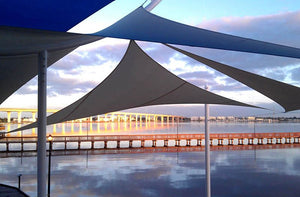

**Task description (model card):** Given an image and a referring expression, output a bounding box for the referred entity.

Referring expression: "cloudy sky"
[2,0,300,117]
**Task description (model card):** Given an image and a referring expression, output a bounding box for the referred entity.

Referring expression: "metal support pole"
[38,50,47,197]
[205,85,211,197]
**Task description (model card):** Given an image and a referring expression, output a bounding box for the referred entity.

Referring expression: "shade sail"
[0,0,114,31]
[96,7,300,59]
[12,41,257,132]
[0,26,102,104]
[166,44,300,112]
[0,26,102,56]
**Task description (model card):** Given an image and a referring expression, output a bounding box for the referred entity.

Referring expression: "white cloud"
[215,90,276,105]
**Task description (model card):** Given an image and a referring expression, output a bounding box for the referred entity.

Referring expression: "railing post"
[18,174,22,189]
[47,139,52,197]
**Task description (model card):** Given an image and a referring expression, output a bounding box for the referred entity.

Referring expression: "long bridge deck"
[0,132,299,152]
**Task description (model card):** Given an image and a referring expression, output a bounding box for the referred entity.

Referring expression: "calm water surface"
[1,122,300,196]
[4,121,300,136]
[0,148,300,197]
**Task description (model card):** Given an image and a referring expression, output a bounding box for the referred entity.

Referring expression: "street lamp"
[47,135,53,197]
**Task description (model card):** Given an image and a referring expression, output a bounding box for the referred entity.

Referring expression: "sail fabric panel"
[96,7,300,59]
[0,26,102,104]
[12,41,257,132]
[0,0,114,32]
[166,44,300,112]
[0,26,101,55]
[0,48,74,104]
[145,83,249,106]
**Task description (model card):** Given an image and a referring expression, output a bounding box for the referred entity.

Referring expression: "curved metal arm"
[144,0,162,11]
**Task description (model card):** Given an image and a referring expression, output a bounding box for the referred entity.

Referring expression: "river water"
[0,148,299,196]
[4,121,300,136]
[1,122,300,196]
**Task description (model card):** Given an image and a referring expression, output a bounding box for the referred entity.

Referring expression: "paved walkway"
[0,184,29,197]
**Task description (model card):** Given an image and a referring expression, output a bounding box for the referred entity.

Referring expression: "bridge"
[0,108,185,124]
[92,112,185,123]
[0,108,58,123]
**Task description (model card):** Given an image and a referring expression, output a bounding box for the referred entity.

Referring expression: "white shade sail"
[0,26,102,104]
[166,44,300,112]
[96,7,300,59]
[12,41,257,132]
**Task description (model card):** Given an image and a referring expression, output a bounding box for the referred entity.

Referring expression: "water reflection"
[3,121,300,137]
[0,148,300,196]
[5,121,175,136]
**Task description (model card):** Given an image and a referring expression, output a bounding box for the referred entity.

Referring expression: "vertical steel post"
[38,50,47,197]
[205,85,211,197]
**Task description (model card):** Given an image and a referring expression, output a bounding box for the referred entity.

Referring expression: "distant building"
[217,116,226,121]
[190,116,205,121]
[191,117,200,121]
[199,117,205,121]
[247,116,255,121]
[209,116,216,121]
[226,116,235,121]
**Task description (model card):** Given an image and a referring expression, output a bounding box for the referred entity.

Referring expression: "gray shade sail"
[0,26,102,56]
[12,41,256,132]
[0,26,102,104]
[167,44,300,112]
[96,7,300,59]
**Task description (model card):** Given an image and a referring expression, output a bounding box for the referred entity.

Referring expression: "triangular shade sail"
[12,41,256,132]
[167,44,300,112]
[0,26,102,56]
[0,0,114,31]
[96,7,300,59]
[0,26,102,104]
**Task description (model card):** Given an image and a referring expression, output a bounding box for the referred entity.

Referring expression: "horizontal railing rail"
[1,132,300,142]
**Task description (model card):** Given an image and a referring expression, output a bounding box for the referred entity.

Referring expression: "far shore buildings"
[190,116,300,123]
[1,114,300,124]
